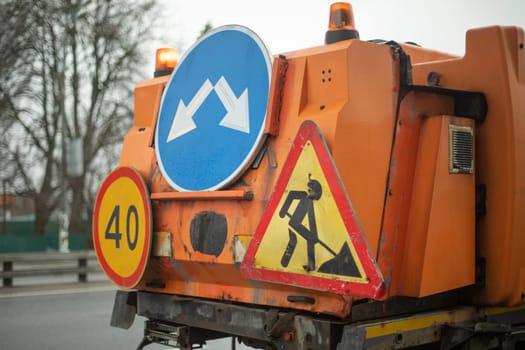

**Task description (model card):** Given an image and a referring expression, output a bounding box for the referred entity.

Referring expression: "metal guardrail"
[0,250,101,287]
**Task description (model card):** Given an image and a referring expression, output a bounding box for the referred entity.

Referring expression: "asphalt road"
[0,284,253,350]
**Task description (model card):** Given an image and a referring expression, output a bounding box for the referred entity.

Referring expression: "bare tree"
[0,1,53,231]
[1,0,159,236]
[0,1,39,188]
[198,21,213,39]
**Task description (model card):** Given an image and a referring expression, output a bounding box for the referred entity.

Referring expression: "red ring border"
[92,167,152,289]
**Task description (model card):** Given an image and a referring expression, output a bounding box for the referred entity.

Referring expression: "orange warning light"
[325,2,359,44]
[155,48,178,77]
[328,2,356,31]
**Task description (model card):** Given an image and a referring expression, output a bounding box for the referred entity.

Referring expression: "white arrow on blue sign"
[155,25,272,192]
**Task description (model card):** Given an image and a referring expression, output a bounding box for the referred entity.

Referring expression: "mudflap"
[110,290,137,329]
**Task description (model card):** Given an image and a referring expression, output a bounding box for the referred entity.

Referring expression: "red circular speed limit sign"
[93,167,152,289]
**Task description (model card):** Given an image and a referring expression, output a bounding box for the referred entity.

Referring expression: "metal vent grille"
[449,125,474,174]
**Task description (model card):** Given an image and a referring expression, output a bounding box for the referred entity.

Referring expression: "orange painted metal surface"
[115,38,401,317]
[119,76,169,177]
[150,190,251,201]
[279,39,399,254]
[376,91,475,298]
[403,26,525,305]
[398,115,475,297]
[109,22,525,318]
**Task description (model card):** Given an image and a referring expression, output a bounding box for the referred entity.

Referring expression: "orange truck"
[93,3,525,349]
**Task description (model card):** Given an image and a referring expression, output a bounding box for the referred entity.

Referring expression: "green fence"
[0,216,92,253]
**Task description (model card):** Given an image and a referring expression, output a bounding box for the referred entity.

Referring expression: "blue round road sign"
[155,25,272,191]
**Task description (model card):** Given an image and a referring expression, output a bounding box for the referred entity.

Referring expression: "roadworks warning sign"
[241,121,385,299]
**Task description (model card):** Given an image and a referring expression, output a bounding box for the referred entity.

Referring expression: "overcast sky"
[156,0,525,58]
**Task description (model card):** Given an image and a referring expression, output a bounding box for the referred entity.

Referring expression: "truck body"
[93,3,525,349]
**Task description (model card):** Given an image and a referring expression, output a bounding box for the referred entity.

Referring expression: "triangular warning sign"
[241,121,385,299]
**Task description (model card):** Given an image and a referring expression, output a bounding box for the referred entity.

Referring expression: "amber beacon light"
[325,2,359,44]
[154,47,179,77]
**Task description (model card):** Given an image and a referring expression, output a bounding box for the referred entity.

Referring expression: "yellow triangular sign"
[241,121,385,299]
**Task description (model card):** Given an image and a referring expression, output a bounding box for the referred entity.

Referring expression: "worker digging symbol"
[278,174,362,277]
